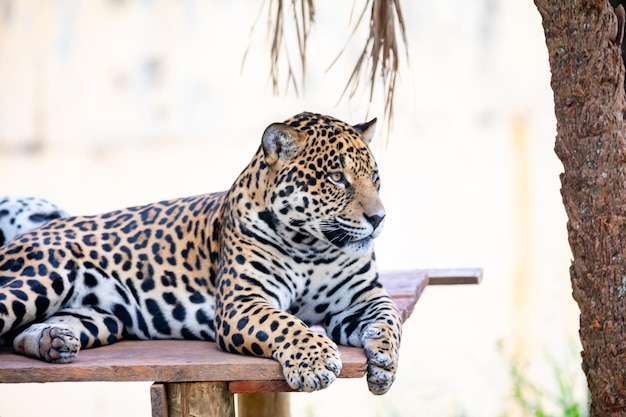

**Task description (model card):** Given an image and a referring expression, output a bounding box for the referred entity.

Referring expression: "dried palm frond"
[243,0,315,95]
[246,0,408,132]
[336,0,409,133]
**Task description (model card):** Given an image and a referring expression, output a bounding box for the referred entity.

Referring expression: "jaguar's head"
[262,112,385,257]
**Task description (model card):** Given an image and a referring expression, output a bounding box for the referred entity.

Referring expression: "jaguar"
[0,112,402,394]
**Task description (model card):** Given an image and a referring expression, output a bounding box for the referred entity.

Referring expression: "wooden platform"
[0,339,368,385]
[0,268,482,416]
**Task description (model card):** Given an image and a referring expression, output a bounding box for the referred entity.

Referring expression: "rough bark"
[534,1,626,415]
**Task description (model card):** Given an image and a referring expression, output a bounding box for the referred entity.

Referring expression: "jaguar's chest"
[249,256,366,325]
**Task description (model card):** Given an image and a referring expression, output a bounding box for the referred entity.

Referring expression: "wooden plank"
[0,340,368,384]
[379,270,429,321]
[229,381,293,394]
[426,268,483,285]
[151,383,169,417]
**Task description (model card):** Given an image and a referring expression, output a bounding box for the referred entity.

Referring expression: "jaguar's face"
[262,113,385,256]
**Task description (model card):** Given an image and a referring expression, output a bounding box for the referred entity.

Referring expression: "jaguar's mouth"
[322,229,370,248]
[324,229,373,250]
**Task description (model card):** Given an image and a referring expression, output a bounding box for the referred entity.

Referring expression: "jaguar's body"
[0,112,402,394]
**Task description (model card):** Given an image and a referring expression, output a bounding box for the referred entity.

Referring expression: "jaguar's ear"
[353,118,377,144]
[262,123,305,166]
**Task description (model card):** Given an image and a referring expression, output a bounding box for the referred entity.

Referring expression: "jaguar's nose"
[364,213,385,231]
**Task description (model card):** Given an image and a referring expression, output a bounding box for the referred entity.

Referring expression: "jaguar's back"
[0,193,226,353]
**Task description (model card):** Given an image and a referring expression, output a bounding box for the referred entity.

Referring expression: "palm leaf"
[247,0,408,132]
[243,0,315,96]
[338,0,409,133]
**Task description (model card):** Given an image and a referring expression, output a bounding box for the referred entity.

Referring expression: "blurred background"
[0,1,584,416]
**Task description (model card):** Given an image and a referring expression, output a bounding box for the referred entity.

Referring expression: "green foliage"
[499,343,588,417]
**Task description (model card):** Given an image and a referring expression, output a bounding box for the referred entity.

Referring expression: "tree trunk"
[534,1,626,415]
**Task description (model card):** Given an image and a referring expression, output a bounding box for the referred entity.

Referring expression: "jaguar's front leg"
[12,307,125,363]
[270,315,343,392]
[360,315,402,394]
[326,286,402,395]
[215,287,342,392]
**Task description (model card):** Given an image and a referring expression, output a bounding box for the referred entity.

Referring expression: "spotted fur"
[0,112,402,394]
[0,197,68,246]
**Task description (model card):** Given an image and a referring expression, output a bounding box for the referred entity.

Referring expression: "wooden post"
[166,382,235,417]
[237,393,290,417]
[151,383,169,417]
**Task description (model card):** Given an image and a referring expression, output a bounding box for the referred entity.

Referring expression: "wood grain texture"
[151,383,169,417]
[167,382,234,417]
[229,380,294,393]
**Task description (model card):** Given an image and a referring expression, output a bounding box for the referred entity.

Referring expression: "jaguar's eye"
[327,171,348,187]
